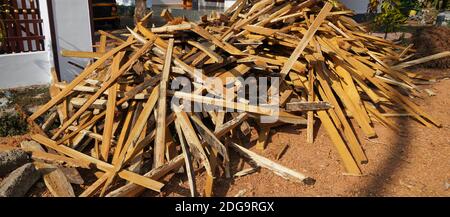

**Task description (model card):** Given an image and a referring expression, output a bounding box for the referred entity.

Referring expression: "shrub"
[0,112,29,137]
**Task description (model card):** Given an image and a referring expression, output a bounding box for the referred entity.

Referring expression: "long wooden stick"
[279,2,333,79]
[28,41,134,122]
[154,38,174,168]
[229,142,315,185]
[392,51,450,70]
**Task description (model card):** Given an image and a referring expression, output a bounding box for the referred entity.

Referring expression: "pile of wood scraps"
[25,0,445,197]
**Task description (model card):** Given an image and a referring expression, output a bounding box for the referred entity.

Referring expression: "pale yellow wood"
[32,134,164,192]
[279,2,333,79]
[187,40,224,63]
[154,38,174,168]
[29,41,134,122]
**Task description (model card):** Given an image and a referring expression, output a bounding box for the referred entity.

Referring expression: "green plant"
[368,0,407,39]
[0,112,29,137]
[0,4,15,44]
[419,0,449,9]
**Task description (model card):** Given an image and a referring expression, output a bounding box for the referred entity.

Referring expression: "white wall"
[51,0,93,82]
[0,0,52,88]
[116,0,153,7]
[152,0,178,5]
[340,0,369,14]
[0,52,52,88]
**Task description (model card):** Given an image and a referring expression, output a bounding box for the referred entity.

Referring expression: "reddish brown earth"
[163,69,450,197]
[1,69,449,197]
[413,27,450,69]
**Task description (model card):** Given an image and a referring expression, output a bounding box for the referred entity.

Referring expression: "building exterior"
[0,0,93,88]
[116,0,369,13]
[340,0,369,14]
[0,0,369,89]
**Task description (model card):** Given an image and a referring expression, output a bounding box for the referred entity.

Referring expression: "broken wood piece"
[154,38,174,168]
[234,167,259,177]
[285,101,332,111]
[276,144,289,160]
[229,142,315,185]
[279,2,333,79]
[256,127,270,150]
[187,40,224,63]
[392,51,450,70]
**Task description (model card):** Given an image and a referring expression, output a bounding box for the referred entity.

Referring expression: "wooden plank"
[106,155,184,197]
[52,41,153,139]
[242,25,279,36]
[174,109,213,177]
[0,145,88,168]
[170,91,275,116]
[112,102,136,164]
[307,67,315,143]
[229,142,315,184]
[29,41,134,122]
[256,127,270,150]
[204,174,214,197]
[174,119,197,197]
[151,23,192,33]
[61,50,103,59]
[191,23,244,56]
[279,2,333,79]
[187,40,223,63]
[101,53,122,162]
[285,101,332,111]
[154,38,174,168]
[316,110,361,175]
[392,51,450,70]
[32,134,164,192]
[34,162,75,197]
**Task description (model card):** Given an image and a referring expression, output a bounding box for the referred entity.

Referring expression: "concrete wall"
[0,0,94,88]
[0,52,52,88]
[51,0,93,82]
[0,0,53,88]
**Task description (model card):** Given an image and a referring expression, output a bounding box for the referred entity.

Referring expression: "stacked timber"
[26,0,443,197]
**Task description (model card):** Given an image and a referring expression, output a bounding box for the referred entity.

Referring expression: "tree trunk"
[384,22,389,39]
[134,0,147,25]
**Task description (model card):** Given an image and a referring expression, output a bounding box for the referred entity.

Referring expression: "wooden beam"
[31,134,164,192]
[174,119,197,197]
[285,101,332,111]
[154,38,174,168]
[52,41,153,139]
[101,53,122,162]
[279,2,333,79]
[29,41,134,122]
[229,142,315,184]
[392,51,450,70]
[187,40,224,63]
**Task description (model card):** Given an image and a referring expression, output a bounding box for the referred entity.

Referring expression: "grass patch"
[0,112,29,137]
[5,86,50,109]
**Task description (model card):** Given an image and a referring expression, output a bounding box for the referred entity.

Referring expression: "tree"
[0,4,14,44]
[368,0,407,39]
[134,0,147,24]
